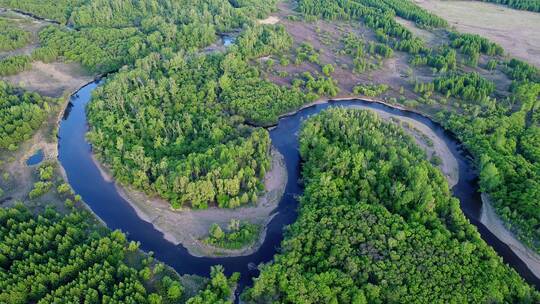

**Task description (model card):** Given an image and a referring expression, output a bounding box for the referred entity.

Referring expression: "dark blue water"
[26,149,44,166]
[57,80,540,295]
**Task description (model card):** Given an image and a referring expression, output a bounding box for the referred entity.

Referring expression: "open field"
[1,61,92,97]
[415,0,540,67]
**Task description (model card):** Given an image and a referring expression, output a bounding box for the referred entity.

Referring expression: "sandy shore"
[480,194,540,280]
[96,146,287,257]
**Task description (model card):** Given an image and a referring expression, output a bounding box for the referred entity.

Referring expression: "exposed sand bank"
[480,194,540,280]
[94,146,287,257]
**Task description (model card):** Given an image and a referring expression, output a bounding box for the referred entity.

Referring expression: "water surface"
[26,149,44,166]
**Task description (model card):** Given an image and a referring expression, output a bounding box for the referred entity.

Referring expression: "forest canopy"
[243,109,539,303]
[0,204,237,303]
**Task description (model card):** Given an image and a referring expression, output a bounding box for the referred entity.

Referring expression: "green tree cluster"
[297,0,446,28]
[505,58,539,82]
[0,55,31,76]
[204,220,261,250]
[87,53,272,209]
[0,204,240,303]
[235,24,293,59]
[449,32,504,66]
[0,0,82,23]
[297,0,437,58]
[353,83,389,97]
[439,81,540,252]
[4,0,278,74]
[0,205,178,303]
[339,33,392,73]
[0,18,31,51]
[410,46,457,72]
[186,265,238,304]
[243,108,540,303]
[415,72,496,105]
[219,53,312,126]
[0,81,57,150]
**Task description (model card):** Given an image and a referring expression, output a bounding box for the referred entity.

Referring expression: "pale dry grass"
[258,16,280,25]
[1,61,93,97]
[415,0,540,67]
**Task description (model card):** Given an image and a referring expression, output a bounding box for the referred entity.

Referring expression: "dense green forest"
[0,81,57,151]
[1,0,539,300]
[243,109,540,303]
[5,0,279,74]
[0,204,237,303]
[439,81,540,253]
[478,0,540,12]
[0,18,31,51]
[87,53,271,209]
[295,0,540,258]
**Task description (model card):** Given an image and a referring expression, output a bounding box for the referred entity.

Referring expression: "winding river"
[58,80,540,296]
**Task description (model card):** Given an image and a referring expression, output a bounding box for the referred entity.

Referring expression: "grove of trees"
[0,54,31,76]
[0,81,57,151]
[204,220,260,250]
[439,81,540,253]
[0,18,31,51]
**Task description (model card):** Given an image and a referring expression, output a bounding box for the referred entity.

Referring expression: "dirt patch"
[266,16,378,94]
[414,0,540,67]
[481,194,540,280]
[97,146,287,257]
[1,61,93,98]
[258,16,280,25]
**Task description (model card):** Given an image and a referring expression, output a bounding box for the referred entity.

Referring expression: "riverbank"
[93,146,287,257]
[480,194,540,280]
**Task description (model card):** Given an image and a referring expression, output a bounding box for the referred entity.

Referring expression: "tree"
[210,224,224,240]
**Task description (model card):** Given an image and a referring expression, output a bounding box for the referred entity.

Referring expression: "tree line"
[478,0,540,12]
